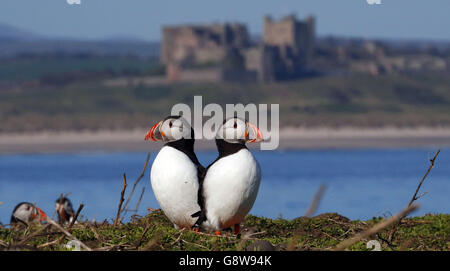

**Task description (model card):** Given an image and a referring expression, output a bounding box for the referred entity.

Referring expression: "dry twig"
[304,184,327,217]
[133,187,146,215]
[407,149,440,207]
[37,238,61,249]
[243,231,267,239]
[114,174,128,226]
[46,218,92,251]
[135,218,153,249]
[88,224,102,242]
[68,204,84,230]
[388,149,440,242]
[333,204,419,251]
[170,228,186,245]
[0,240,8,247]
[17,224,51,245]
[181,239,210,250]
[121,153,150,214]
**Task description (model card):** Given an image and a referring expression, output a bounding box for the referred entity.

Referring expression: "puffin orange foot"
[234,224,240,235]
[194,228,199,234]
[215,230,221,236]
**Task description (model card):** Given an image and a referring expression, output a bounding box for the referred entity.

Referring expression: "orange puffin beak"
[145,121,163,141]
[36,207,47,222]
[246,121,264,143]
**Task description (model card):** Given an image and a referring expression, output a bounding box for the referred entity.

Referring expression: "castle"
[161,14,315,83]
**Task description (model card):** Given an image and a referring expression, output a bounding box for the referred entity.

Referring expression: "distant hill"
[0,23,160,59]
[317,35,450,51]
[0,39,160,59]
[0,23,44,41]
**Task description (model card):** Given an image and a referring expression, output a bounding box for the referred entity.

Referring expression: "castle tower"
[263,14,298,48]
[262,14,316,79]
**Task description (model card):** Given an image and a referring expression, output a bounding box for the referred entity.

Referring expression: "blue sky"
[0,0,449,41]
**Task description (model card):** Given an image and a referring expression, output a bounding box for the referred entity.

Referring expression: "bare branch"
[134,187,146,215]
[170,228,186,245]
[46,218,92,251]
[135,220,153,249]
[37,238,60,249]
[88,224,103,243]
[408,149,440,207]
[304,184,327,217]
[388,149,440,242]
[121,153,150,214]
[414,192,428,201]
[114,174,127,226]
[333,204,419,251]
[0,239,8,247]
[68,204,84,230]
[17,224,51,246]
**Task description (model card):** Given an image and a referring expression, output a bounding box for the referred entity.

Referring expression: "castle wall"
[161,15,315,83]
[194,47,226,64]
[161,26,223,66]
[263,15,297,47]
[161,23,248,66]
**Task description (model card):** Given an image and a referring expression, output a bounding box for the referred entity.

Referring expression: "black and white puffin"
[55,197,75,224]
[10,202,47,226]
[145,116,205,229]
[193,117,263,235]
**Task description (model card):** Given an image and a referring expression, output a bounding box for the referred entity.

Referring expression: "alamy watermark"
[366,240,381,251]
[367,0,381,5]
[67,0,81,5]
[170,96,279,150]
[64,240,81,251]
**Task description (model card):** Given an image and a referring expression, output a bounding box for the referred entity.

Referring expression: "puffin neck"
[165,138,201,165]
[215,138,247,158]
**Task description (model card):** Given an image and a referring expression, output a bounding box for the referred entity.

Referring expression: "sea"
[0,148,449,225]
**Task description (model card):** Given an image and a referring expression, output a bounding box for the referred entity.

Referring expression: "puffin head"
[216,117,263,145]
[55,197,73,223]
[11,202,47,226]
[145,116,194,143]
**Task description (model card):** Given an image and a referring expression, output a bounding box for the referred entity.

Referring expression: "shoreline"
[1,126,450,154]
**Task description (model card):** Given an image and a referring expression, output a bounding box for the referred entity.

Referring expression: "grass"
[1,73,450,132]
[0,55,163,82]
[0,210,448,251]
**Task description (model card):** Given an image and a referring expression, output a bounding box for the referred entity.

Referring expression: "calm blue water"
[0,149,449,225]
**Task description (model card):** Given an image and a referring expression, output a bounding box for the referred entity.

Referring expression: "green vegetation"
[0,55,163,82]
[0,210,448,251]
[1,53,450,133]
[1,72,450,132]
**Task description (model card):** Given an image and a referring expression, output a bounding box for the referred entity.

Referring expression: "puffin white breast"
[202,148,261,231]
[150,146,201,228]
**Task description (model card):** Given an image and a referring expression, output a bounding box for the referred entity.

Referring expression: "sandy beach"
[1,126,449,154]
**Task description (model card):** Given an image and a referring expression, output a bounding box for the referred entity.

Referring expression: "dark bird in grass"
[10,202,47,226]
[192,117,263,236]
[55,197,75,224]
[145,115,205,230]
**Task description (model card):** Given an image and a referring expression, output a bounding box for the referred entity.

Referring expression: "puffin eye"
[233,122,237,129]
[169,121,173,128]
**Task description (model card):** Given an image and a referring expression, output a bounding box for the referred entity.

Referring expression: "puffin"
[10,202,47,226]
[192,117,263,235]
[55,196,75,224]
[145,115,205,229]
